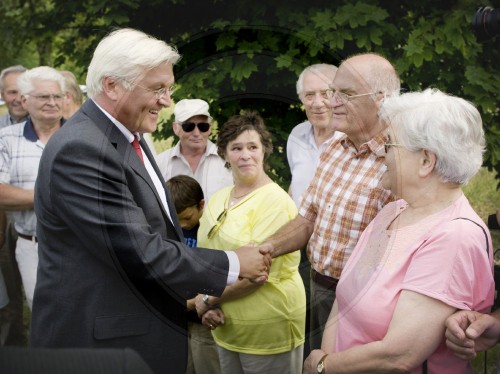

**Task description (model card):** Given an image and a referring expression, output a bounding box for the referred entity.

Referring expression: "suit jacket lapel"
[140,137,184,239]
[81,100,181,240]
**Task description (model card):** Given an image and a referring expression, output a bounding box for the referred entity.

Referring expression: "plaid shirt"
[299,132,395,279]
[0,119,62,235]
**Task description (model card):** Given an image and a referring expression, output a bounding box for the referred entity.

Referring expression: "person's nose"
[46,96,58,105]
[330,92,344,107]
[311,93,327,106]
[240,148,251,159]
[158,92,172,108]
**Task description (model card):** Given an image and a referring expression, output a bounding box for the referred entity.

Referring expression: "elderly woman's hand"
[303,349,328,374]
[201,308,225,330]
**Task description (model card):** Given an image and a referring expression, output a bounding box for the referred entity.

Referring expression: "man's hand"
[194,293,220,318]
[445,310,500,360]
[234,244,271,284]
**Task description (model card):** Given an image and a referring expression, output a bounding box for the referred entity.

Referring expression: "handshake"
[235,243,273,284]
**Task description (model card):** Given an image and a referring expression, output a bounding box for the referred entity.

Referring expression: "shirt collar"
[23,117,66,142]
[340,132,387,158]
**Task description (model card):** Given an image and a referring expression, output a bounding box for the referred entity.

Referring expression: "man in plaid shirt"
[259,53,400,351]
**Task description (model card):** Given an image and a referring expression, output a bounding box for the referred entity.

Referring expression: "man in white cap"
[156,99,233,201]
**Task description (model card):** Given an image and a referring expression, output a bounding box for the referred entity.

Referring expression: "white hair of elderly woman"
[380,88,485,185]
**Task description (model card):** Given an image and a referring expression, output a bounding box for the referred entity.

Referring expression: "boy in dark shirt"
[166,175,220,374]
[167,175,205,248]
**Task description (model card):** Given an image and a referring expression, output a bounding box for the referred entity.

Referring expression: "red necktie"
[131,137,144,163]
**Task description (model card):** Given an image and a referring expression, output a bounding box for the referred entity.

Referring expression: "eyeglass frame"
[135,83,176,100]
[325,88,382,104]
[25,93,65,102]
[207,209,228,240]
[384,142,403,153]
[181,122,211,133]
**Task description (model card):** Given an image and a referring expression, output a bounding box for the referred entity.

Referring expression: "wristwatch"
[317,353,328,374]
[202,294,211,307]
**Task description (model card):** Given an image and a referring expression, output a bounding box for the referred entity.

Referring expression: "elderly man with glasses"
[254,53,401,359]
[0,66,66,310]
[156,99,233,202]
[30,29,270,374]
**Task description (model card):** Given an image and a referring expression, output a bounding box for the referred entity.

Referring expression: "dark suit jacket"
[31,100,230,374]
[0,347,154,374]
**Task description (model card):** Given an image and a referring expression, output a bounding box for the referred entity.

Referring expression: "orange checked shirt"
[299,132,395,279]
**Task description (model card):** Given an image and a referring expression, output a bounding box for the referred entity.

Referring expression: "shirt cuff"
[225,251,240,285]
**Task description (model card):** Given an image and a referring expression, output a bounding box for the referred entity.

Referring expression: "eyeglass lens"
[181,122,210,133]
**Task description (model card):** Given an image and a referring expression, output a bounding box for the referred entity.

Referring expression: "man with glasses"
[30,29,270,374]
[0,66,66,310]
[156,99,233,202]
[256,53,400,355]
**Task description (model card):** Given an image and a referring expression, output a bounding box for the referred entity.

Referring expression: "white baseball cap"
[174,99,212,123]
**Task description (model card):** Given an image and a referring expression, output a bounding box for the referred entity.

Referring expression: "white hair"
[86,28,181,98]
[17,66,66,95]
[380,88,485,184]
[296,64,338,98]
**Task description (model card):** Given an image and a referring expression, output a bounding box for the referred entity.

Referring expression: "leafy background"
[1,0,499,189]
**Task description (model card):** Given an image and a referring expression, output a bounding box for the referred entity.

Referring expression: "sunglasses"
[181,122,210,133]
[207,209,227,239]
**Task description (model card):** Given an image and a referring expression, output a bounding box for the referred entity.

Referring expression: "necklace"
[231,189,253,199]
[229,188,254,207]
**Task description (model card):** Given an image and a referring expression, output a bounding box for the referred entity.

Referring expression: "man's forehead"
[3,72,22,84]
[332,62,371,91]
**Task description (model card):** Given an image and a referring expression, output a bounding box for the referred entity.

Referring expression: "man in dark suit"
[30,28,270,374]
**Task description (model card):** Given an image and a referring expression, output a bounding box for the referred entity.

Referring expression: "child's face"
[178,204,203,230]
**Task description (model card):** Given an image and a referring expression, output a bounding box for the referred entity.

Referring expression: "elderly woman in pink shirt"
[304,88,494,374]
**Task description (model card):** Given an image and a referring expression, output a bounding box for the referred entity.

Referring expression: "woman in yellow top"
[195,111,306,374]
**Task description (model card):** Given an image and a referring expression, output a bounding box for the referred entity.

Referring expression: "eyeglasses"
[136,84,176,100]
[207,209,227,239]
[302,90,332,102]
[325,89,381,104]
[26,93,65,102]
[384,142,403,153]
[181,122,210,133]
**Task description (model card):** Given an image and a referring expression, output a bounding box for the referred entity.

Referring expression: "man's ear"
[419,149,436,178]
[21,96,28,111]
[173,122,181,137]
[102,76,120,100]
[198,199,205,210]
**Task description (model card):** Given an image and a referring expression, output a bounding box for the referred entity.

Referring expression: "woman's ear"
[419,149,436,178]
[198,199,205,211]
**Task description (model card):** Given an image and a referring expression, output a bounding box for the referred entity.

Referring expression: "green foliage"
[2,0,499,189]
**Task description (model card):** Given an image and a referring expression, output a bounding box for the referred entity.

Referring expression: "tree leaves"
[3,0,498,184]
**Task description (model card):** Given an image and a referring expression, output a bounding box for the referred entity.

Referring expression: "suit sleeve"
[42,130,229,301]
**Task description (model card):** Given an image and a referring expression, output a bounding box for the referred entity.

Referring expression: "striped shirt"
[299,132,395,279]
